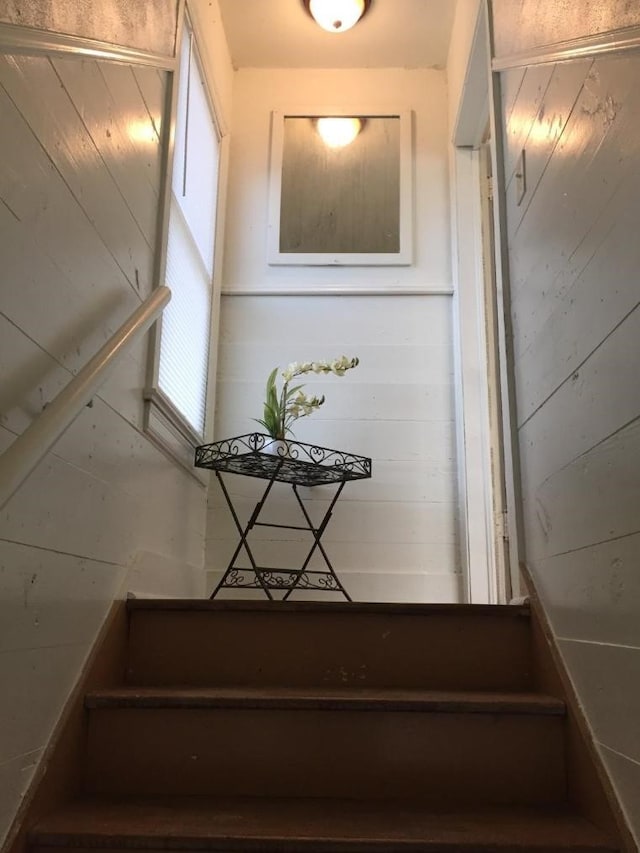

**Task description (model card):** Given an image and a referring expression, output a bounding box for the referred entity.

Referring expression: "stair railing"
[0,286,171,510]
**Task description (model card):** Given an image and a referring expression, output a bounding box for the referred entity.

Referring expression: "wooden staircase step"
[85,687,565,716]
[126,600,533,691]
[84,704,565,803]
[30,797,618,852]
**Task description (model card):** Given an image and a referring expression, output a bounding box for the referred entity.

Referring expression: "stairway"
[26,599,620,852]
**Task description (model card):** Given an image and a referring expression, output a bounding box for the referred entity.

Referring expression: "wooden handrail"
[0,286,171,510]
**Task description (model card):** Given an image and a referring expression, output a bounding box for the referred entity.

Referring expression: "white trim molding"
[0,21,176,68]
[492,24,640,71]
[222,283,454,297]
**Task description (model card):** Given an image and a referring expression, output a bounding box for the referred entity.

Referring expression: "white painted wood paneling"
[502,64,554,180]
[131,66,165,141]
[504,59,592,241]
[523,418,640,562]
[559,640,640,766]
[600,746,640,840]
[518,303,640,488]
[0,46,214,845]
[217,342,454,387]
[207,291,459,602]
[498,43,640,843]
[0,55,156,296]
[207,459,456,505]
[218,294,454,345]
[500,65,526,129]
[531,533,640,649]
[0,749,42,841]
[216,380,454,426]
[205,536,459,576]
[0,542,123,652]
[508,58,640,418]
[1,418,205,570]
[214,413,455,464]
[0,100,147,354]
[209,494,457,545]
[0,643,95,763]
[51,57,161,246]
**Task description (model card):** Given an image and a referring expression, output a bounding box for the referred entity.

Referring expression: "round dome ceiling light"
[303,0,372,33]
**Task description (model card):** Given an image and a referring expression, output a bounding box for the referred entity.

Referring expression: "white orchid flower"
[255,357,358,439]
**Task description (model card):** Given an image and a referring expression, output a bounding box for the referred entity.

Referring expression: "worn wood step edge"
[126,599,531,618]
[29,839,618,852]
[28,799,617,852]
[85,687,565,715]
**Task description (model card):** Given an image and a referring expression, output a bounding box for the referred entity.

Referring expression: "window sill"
[143,388,208,486]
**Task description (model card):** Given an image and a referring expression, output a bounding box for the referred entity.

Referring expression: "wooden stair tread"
[126,599,531,618]
[31,797,617,851]
[86,687,565,715]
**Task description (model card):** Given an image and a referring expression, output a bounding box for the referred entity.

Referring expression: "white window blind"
[158,23,220,436]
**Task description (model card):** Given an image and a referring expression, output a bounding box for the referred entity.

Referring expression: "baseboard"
[1,600,128,853]
[522,563,636,853]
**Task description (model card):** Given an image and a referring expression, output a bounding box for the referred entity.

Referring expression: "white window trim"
[144,6,229,479]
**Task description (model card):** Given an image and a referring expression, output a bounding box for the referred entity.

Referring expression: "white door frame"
[450,2,520,602]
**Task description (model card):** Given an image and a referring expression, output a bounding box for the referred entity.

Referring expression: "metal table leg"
[281,482,352,601]
[210,467,283,600]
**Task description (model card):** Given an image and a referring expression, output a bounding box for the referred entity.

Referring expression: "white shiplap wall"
[498,50,640,842]
[0,53,207,844]
[205,67,461,602]
[208,295,458,602]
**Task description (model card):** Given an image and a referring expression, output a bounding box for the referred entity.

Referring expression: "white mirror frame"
[267,109,413,266]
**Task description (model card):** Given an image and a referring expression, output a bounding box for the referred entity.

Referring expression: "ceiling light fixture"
[316,117,363,148]
[303,0,372,33]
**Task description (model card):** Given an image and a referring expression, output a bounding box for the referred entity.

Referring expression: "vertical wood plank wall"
[0,54,206,844]
[498,47,640,841]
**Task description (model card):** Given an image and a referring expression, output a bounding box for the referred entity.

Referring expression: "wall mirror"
[267,110,412,266]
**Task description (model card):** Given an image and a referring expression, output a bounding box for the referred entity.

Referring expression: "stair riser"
[86,708,565,805]
[126,610,533,690]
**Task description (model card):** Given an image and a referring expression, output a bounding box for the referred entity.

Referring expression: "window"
[145,17,221,468]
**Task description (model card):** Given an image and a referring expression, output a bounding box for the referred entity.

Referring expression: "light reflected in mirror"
[279,115,401,255]
[315,117,363,148]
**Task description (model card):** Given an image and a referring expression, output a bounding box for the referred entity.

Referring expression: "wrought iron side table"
[195,433,372,601]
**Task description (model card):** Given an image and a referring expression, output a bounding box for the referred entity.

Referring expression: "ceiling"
[217,0,457,69]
